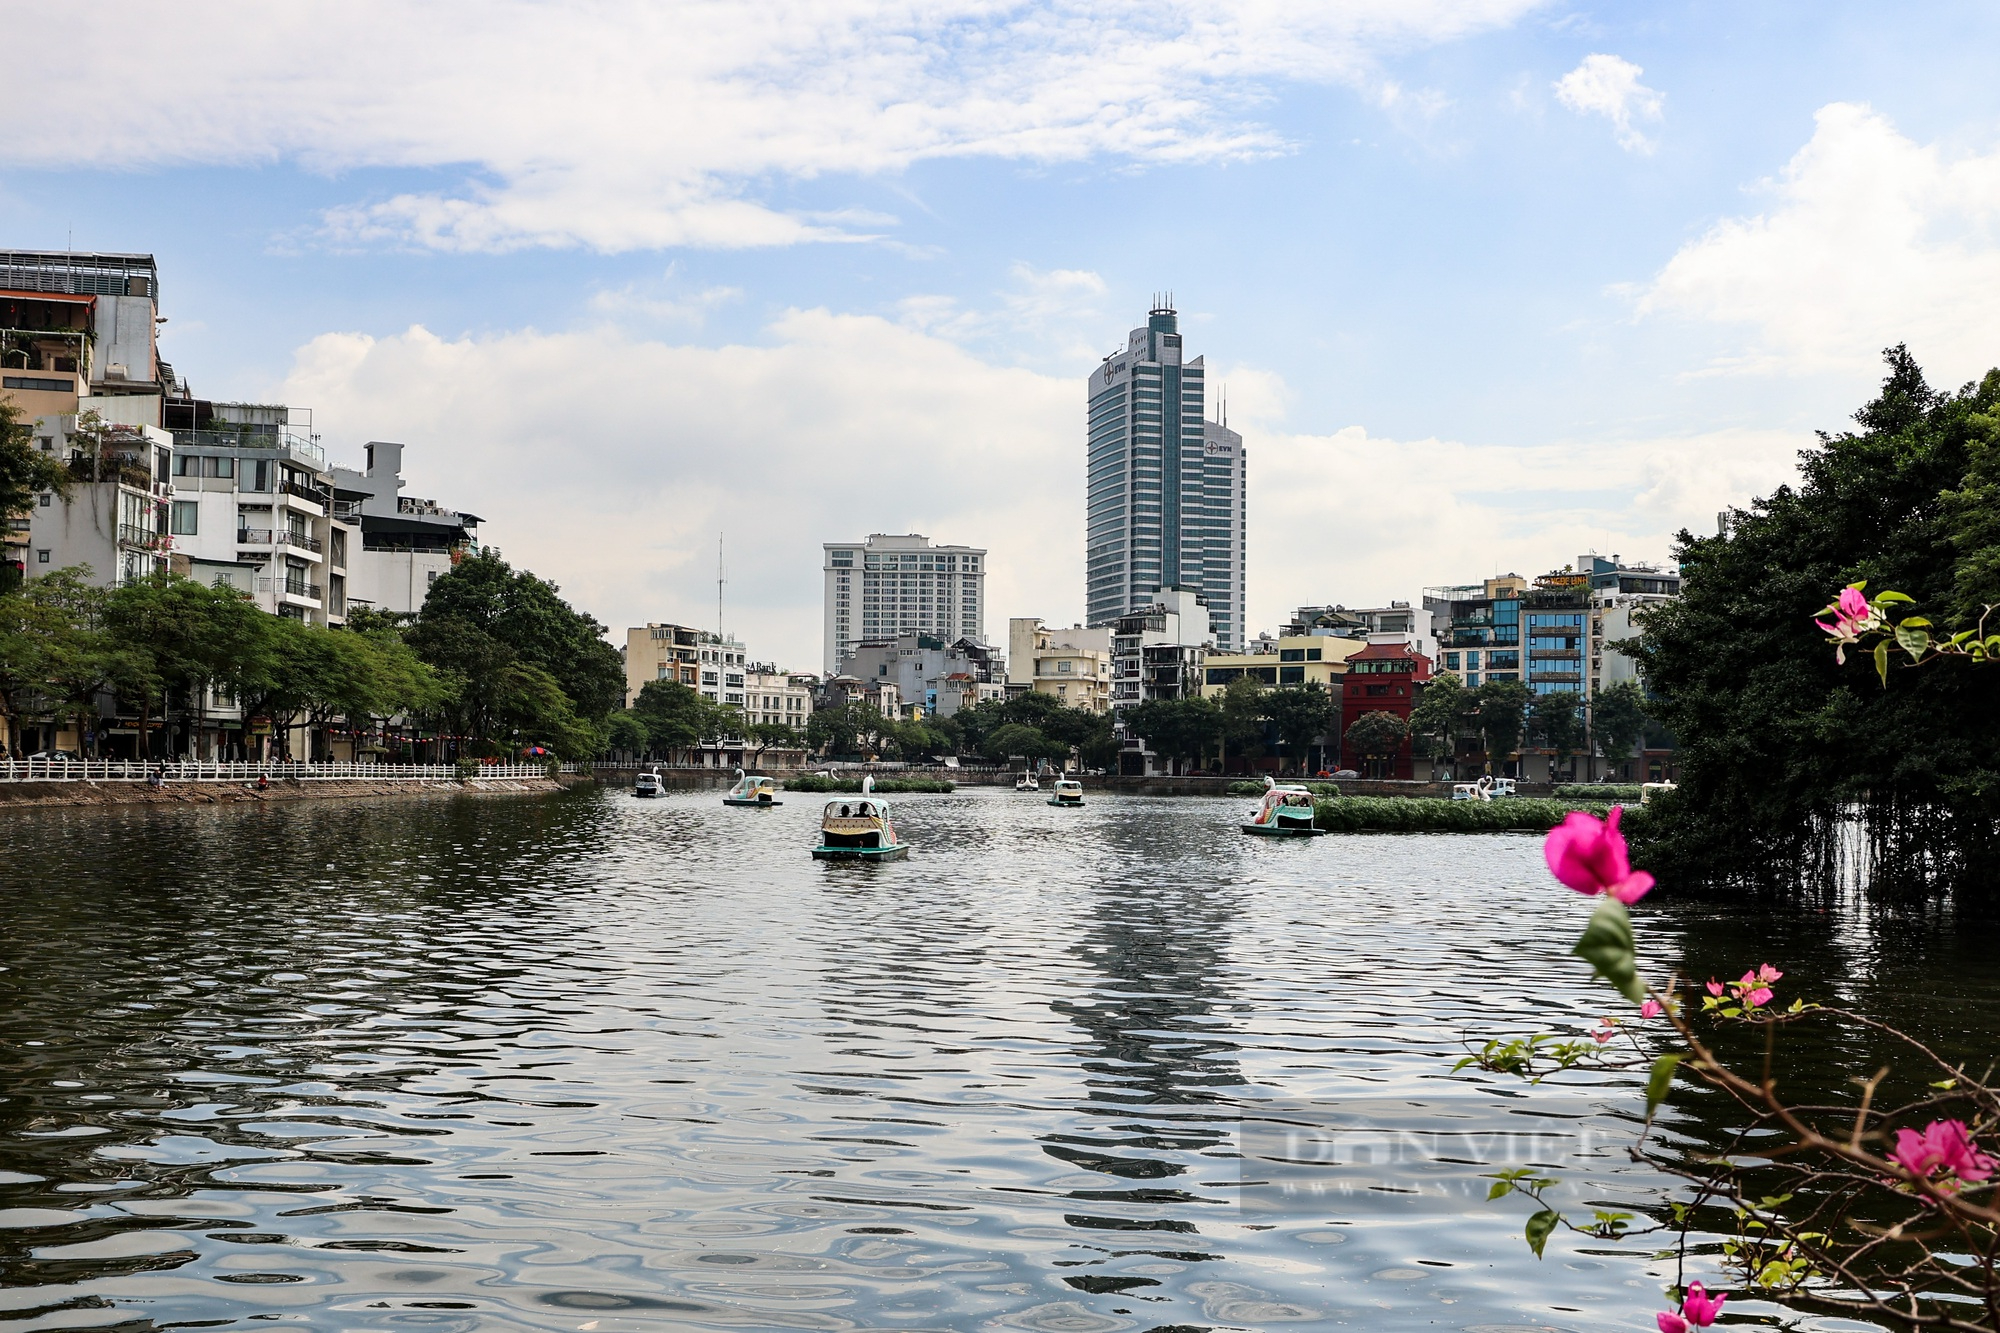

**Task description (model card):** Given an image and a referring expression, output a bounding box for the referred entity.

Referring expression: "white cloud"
[1553,53,1663,153]
[1641,103,2000,380]
[280,311,1801,665]
[1245,420,1801,633]
[8,0,1546,253]
[282,311,1083,671]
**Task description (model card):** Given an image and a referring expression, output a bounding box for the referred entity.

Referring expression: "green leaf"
[1873,589,1913,603]
[1525,1207,1561,1258]
[1895,623,1931,662]
[1873,638,1890,686]
[1900,615,1932,627]
[1571,899,1643,1003]
[1645,1054,1684,1116]
[1488,1179,1511,1200]
[1930,1077,1957,1089]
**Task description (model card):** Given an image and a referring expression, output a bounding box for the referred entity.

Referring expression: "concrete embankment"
[0,775,585,808]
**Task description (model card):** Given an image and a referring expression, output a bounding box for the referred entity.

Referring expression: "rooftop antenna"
[716,532,726,639]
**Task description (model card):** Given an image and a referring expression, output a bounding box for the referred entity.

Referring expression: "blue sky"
[8,0,2000,669]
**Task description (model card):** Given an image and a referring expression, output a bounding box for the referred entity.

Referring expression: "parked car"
[1330,768,1359,780]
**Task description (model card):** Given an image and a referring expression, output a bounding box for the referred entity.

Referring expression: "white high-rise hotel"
[1085,299,1246,651]
[822,534,987,674]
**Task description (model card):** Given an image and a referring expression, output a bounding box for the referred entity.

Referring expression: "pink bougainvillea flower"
[1705,979,1725,996]
[1680,1283,1727,1326]
[1816,585,1882,663]
[1745,986,1773,1007]
[1543,806,1654,904]
[1656,1313,1688,1333]
[1640,997,1664,1019]
[1893,1120,1997,1185]
[1592,1018,1616,1044]
[1756,963,1783,984]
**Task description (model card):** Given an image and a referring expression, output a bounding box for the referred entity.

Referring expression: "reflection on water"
[0,787,1988,1330]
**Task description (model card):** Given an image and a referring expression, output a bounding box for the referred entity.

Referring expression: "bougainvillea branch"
[1458,806,2000,1329]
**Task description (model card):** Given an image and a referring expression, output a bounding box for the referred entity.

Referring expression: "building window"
[38,492,50,507]
[1280,666,1305,684]
[36,549,50,564]
[170,501,199,535]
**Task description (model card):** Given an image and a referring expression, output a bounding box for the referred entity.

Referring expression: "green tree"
[1123,695,1219,773]
[1529,690,1587,776]
[745,721,805,769]
[632,680,726,760]
[411,551,625,743]
[102,573,272,758]
[606,711,648,759]
[1408,671,1471,777]
[1630,346,2000,894]
[1474,679,1530,773]
[1218,674,1269,766]
[0,567,100,751]
[984,722,1069,766]
[1262,682,1336,774]
[1590,681,1649,781]
[1343,709,1409,773]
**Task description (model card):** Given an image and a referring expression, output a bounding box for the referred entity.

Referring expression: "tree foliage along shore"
[1631,346,2000,899]
[0,549,622,760]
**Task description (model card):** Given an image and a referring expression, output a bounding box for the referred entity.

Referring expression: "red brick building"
[1338,641,1433,779]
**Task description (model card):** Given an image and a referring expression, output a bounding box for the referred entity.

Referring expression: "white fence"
[0,759,579,784]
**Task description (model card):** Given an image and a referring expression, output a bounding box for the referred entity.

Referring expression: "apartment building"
[1423,557,1680,696]
[164,402,357,625]
[330,441,482,616]
[625,623,749,709]
[15,400,175,588]
[1200,634,1364,697]
[1085,300,1246,651]
[4,251,179,589]
[1283,601,1434,659]
[1007,618,1113,713]
[1339,641,1434,779]
[840,631,1005,718]
[823,534,987,675]
[742,667,816,730]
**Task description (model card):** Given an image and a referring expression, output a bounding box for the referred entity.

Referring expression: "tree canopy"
[1632,346,2000,896]
[407,550,623,757]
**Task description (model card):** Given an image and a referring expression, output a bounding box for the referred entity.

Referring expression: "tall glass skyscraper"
[1085,300,1246,651]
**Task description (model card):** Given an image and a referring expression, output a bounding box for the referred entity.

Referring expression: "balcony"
[171,428,326,469]
[69,455,152,488]
[118,524,168,549]
[258,578,323,603]
[281,478,330,507]
[237,528,274,545]
[276,530,324,554]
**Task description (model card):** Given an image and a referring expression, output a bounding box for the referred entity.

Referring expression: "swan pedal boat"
[812,791,909,861]
[1242,780,1327,837]
[1046,779,1085,807]
[723,771,782,807]
[634,772,664,798]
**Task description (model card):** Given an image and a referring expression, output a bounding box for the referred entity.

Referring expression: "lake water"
[2,785,1991,1331]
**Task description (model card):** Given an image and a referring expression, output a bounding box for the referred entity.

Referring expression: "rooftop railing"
[170,429,326,468]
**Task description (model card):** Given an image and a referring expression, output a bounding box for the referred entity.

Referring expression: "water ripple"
[2,787,1970,1330]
